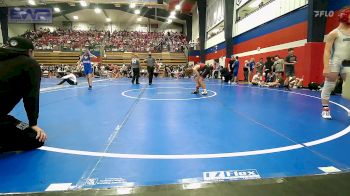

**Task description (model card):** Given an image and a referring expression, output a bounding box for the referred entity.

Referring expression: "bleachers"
[34,51,81,65]
[35,51,188,67]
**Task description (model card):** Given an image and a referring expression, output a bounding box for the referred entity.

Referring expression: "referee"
[145,52,156,85]
[131,54,140,84]
[0,37,47,152]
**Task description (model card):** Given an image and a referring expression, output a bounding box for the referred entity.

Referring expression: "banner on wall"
[8,7,52,23]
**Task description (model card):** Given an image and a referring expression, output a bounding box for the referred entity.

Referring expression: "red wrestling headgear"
[339,8,350,25]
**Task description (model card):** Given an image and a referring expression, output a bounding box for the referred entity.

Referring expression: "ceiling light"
[134,9,140,15]
[80,0,88,7]
[73,15,78,20]
[94,7,102,14]
[106,18,111,22]
[130,2,136,8]
[53,7,60,12]
[175,4,181,11]
[28,0,36,6]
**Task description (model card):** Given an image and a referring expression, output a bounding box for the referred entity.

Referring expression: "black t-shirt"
[229,60,235,71]
[0,49,41,126]
[243,63,249,71]
[265,61,273,71]
[285,55,297,66]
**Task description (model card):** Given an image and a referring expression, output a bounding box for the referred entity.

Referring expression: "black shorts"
[200,67,211,78]
[285,66,295,77]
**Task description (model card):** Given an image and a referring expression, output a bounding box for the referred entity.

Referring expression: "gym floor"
[1,77,350,194]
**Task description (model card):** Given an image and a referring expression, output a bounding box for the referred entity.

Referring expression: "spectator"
[0,37,47,152]
[243,60,249,82]
[268,73,284,88]
[248,58,255,84]
[264,56,274,82]
[256,58,264,74]
[284,48,298,90]
[273,55,284,75]
[251,72,263,86]
[232,56,240,84]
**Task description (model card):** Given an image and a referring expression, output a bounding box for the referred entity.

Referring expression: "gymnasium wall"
[231,7,309,83]
[206,30,225,49]
[191,0,310,73]
[234,0,308,37]
[191,4,199,41]
[8,23,34,37]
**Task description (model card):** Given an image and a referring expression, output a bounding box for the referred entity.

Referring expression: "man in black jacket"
[0,37,47,152]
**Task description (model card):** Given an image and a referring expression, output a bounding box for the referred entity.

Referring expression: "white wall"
[206,30,225,49]
[206,0,224,31]
[8,23,34,37]
[36,21,64,32]
[234,0,308,36]
[206,57,225,68]
[192,4,199,41]
[205,59,214,65]
[219,56,225,68]
[236,0,251,9]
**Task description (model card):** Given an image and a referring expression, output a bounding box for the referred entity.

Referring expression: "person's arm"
[284,56,292,65]
[294,56,297,64]
[88,51,97,58]
[24,63,47,143]
[193,65,200,77]
[23,60,41,127]
[61,74,69,79]
[284,56,297,65]
[323,30,338,76]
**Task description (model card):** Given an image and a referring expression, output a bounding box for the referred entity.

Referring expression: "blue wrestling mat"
[1,78,350,193]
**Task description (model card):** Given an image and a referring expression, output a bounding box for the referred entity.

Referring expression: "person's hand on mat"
[31,125,47,143]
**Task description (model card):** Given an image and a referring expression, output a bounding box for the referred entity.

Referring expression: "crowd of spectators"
[23,28,104,51]
[40,63,191,79]
[104,31,187,52]
[221,48,304,89]
[21,28,188,52]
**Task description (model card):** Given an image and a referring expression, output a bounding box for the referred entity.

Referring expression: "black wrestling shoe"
[192,90,199,94]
